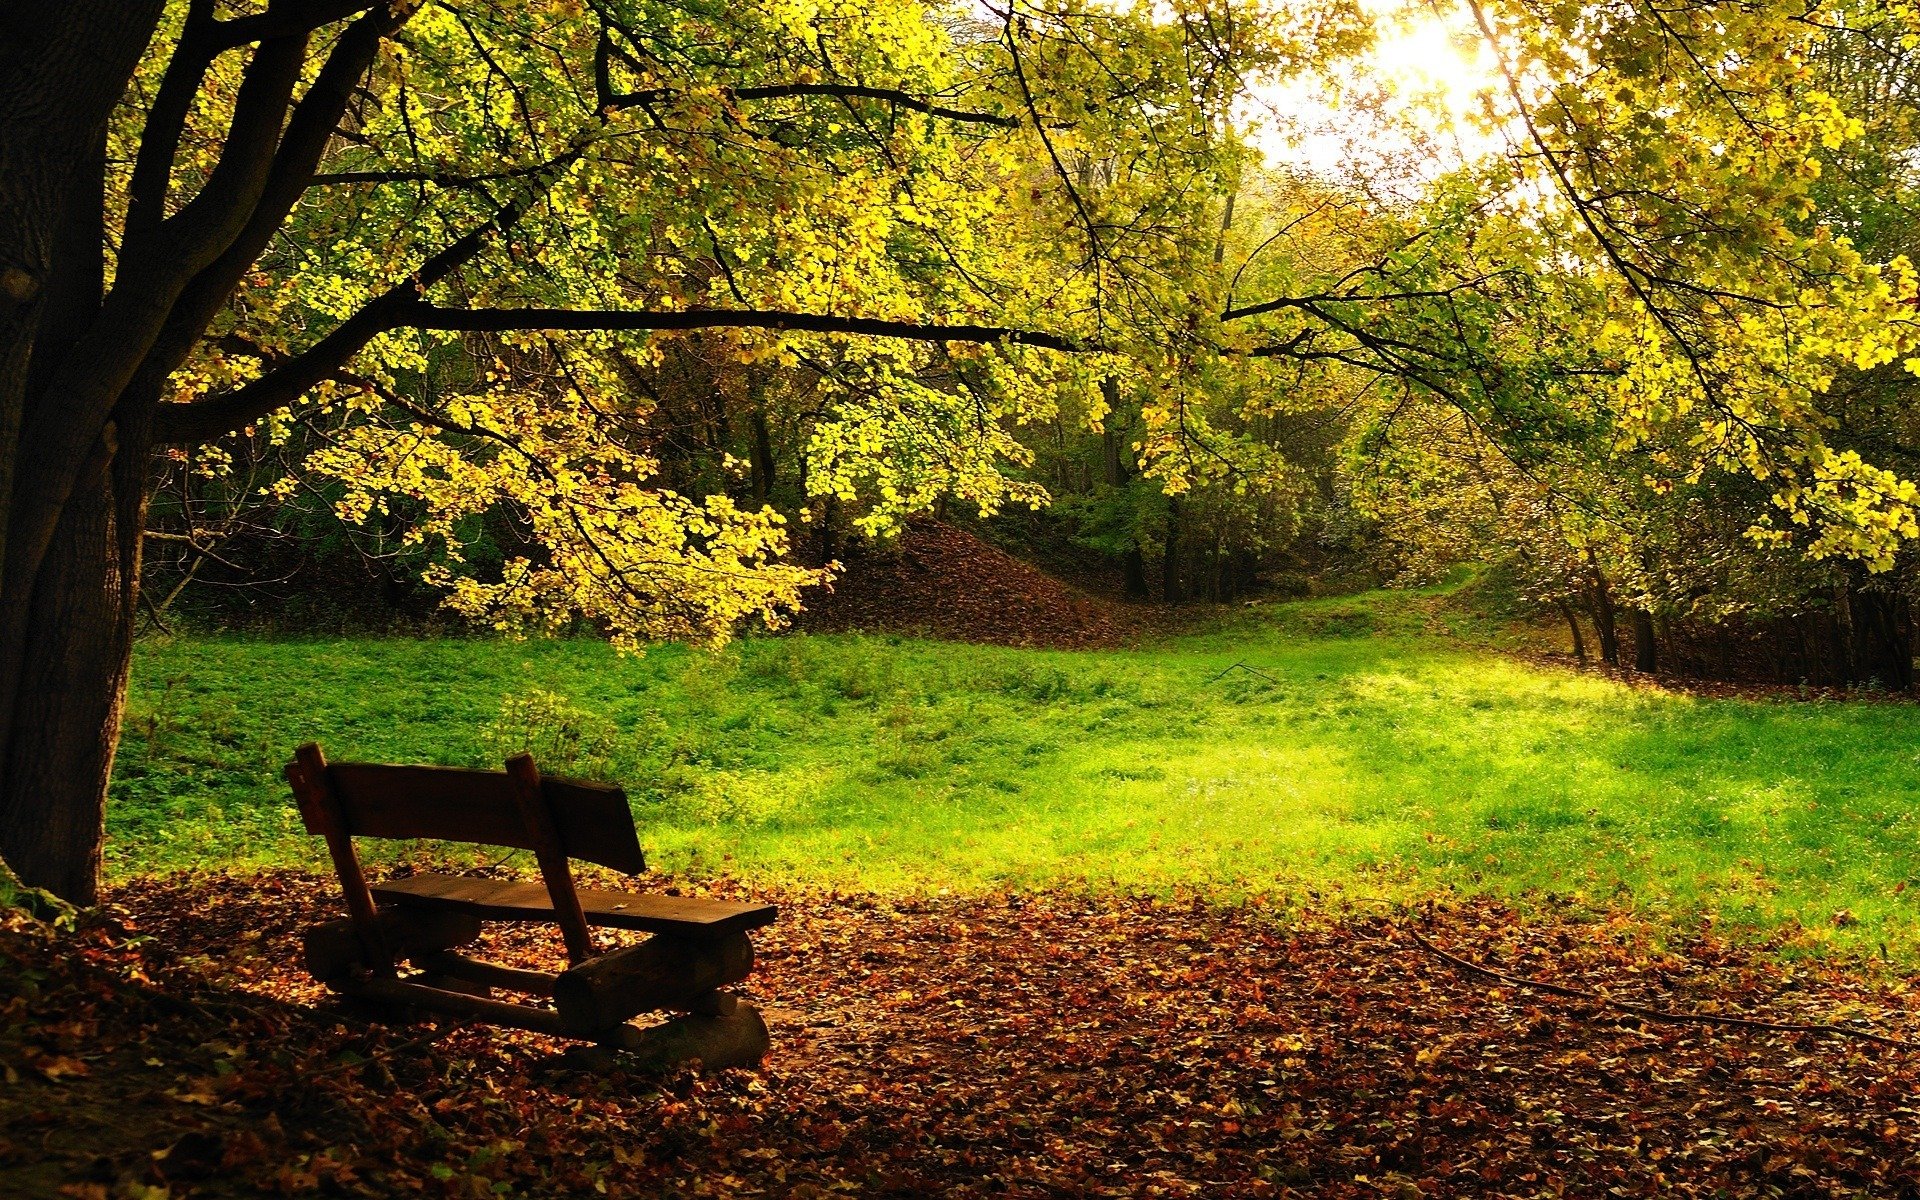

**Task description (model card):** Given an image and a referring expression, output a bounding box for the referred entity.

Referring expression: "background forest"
[133,0,1920,698]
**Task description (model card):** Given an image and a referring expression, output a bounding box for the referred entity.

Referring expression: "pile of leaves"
[798,520,1138,650]
[7,871,1920,1197]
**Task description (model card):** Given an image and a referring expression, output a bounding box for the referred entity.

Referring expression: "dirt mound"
[796,519,1142,649]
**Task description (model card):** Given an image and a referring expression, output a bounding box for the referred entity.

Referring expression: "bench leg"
[303,909,483,988]
[600,991,770,1070]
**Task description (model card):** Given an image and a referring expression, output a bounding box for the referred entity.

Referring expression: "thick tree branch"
[155,185,553,445]
[161,300,1087,445]
[1222,285,1490,323]
[603,82,1018,128]
[137,3,414,393]
[123,0,218,241]
[399,304,1087,349]
[306,159,573,189]
[212,0,385,47]
[120,30,310,277]
[127,2,386,239]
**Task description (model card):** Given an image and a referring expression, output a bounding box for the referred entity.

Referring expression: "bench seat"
[372,872,777,939]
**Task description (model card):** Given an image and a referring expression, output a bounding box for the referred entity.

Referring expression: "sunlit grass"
[113,589,1920,959]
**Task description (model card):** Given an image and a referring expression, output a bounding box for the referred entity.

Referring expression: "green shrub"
[482,688,617,778]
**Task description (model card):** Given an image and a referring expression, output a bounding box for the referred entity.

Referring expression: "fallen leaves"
[4,872,1920,1197]
[796,519,1142,649]
[26,1056,89,1083]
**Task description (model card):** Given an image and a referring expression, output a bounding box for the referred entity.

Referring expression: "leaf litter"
[4,870,1920,1197]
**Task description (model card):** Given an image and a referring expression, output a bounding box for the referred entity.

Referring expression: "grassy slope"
[112,589,1920,957]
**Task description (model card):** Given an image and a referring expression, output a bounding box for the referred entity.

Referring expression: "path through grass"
[113,591,1920,957]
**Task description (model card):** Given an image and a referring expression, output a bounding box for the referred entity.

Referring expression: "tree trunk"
[748,399,775,508]
[1161,498,1181,605]
[0,2,163,902]
[1099,378,1149,601]
[1556,599,1587,662]
[0,411,146,904]
[816,495,838,563]
[1630,610,1657,673]
[1808,596,1853,687]
[1588,565,1619,666]
[1847,586,1913,690]
[1101,426,1124,489]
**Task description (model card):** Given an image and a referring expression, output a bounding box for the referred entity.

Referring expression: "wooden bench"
[286,742,776,1068]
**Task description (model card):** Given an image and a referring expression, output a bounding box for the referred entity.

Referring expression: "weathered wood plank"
[314,762,646,874]
[507,752,597,963]
[414,951,559,998]
[303,907,484,985]
[553,932,754,1034]
[345,977,570,1036]
[371,873,777,938]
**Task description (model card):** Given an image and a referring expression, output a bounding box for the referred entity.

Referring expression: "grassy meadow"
[113,589,1920,958]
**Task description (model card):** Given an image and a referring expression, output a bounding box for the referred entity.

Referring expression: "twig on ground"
[138,588,174,635]
[1203,660,1283,687]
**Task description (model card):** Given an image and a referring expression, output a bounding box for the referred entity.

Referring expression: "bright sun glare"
[1255,0,1506,189]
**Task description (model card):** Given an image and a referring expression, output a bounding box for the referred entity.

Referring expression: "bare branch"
[394,304,1088,351]
[603,82,1017,127]
[210,0,383,48]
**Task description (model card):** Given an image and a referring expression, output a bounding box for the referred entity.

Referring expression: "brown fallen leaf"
[28,1054,89,1082]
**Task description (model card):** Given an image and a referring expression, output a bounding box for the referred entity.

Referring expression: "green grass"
[112,588,1920,958]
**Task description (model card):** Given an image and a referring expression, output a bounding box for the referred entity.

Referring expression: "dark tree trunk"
[1101,426,1124,489]
[1,0,406,901]
[1161,499,1181,605]
[1122,544,1148,600]
[0,409,147,903]
[1099,378,1149,601]
[1631,610,1658,673]
[0,1,164,902]
[1588,565,1619,666]
[1556,600,1587,663]
[817,496,838,562]
[748,396,775,508]
[1825,598,1853,687]
[1847,586,1913,690]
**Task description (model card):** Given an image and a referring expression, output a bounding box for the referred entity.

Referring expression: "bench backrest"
[286,742,641,967]
[315,762,645,874]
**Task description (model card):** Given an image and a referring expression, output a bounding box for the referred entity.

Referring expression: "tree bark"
[1847,585,1913,691]
[1556,599,1587,662]
[748,379,776,508]
[1630,610,1657,673]
[0,412,145,903]
[1098,378,1149,601]
[1587,563,1619,666]
[0,3,427,901]
[1122,545,1148,600]
[0,1,164,902]
[1161,498,1181,605]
